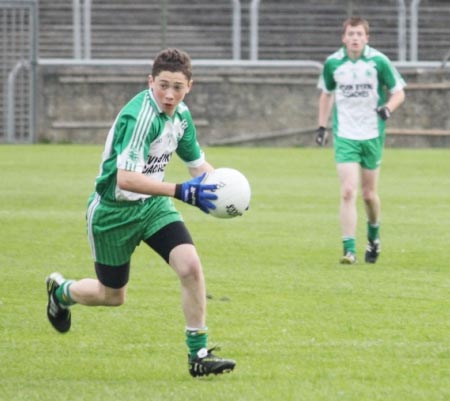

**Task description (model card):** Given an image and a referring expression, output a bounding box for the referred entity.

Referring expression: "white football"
[202,168,251,218]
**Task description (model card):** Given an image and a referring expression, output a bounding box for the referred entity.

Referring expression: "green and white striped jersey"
[318,45,406,140]
[95,89,205,202]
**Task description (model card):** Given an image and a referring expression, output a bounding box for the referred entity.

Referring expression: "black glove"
[315,126,328,146]
[174,173,218,214]
[376,106,391,121]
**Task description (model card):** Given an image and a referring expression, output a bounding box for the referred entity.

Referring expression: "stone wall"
[36,64,450,147]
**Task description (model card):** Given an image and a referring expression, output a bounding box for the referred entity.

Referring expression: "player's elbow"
[397,89,406,105]
[391,90,406,110]
[116,169,136,191]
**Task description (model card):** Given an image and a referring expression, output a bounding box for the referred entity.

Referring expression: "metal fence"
[1,0,450,143]
[66,0,444,62]
[0,0,37,143]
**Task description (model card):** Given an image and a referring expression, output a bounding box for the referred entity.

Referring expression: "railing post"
[231,0,241,60]
[397,0,407,61]
[249,0,260,61]
[29,0,38,142]
[83,0,91,59]
[6,61,27,142]
[160,0,167,49]
[73,0,81,59]
[410,0,422,62]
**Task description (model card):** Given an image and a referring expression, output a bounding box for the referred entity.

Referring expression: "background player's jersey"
[95,89,205,202]
[318,45,406,140]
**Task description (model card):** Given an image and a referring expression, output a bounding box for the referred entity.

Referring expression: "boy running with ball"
[46,48,235,377]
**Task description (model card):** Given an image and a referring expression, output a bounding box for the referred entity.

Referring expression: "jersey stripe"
[126,95,155,170]
[130,95,153,150]
[86,192,101,261]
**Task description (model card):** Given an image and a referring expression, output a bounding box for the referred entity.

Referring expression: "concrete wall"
[37,64,450,147]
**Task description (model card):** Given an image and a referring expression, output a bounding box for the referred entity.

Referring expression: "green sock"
[55,280,75,307]
[367,222,380,241]
[343,237,356,254]
[186,328,208,358]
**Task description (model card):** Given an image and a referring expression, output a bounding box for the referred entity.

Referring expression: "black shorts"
[144,220,194,263]
[95,221,194,289]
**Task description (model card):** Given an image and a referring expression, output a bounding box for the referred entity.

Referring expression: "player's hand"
[315,126,328,146]
[174,173,218,213]
[376,106,391,121]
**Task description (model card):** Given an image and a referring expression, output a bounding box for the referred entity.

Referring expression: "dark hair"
[342,16,370,35]
[151,48,192,81]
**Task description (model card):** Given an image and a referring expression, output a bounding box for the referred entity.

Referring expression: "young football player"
[316,17,406,264]
[45,48,236,377]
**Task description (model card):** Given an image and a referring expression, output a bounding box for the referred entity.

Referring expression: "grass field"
[0,145,449,401]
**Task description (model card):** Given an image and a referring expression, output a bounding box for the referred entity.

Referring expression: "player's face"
[342,24,368,58]
[148,71,192,116]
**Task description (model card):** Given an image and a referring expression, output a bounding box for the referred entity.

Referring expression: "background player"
[45,48,236,377]
[316,17,406,264]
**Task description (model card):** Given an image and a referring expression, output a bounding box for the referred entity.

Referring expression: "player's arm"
[376,58,406,120]
[318,91,334,128]
[316,91,334,146]
[188,161,214,178]
[117,168,217,213]
[385,89,405,114]
[117,168,177,196]
[376,90,405,120]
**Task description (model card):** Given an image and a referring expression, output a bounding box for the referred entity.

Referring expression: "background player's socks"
[342,237,356,255]
[367,222,380,241]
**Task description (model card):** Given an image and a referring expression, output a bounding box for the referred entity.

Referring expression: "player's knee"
[362,188,376,203]
[177,256,203,281]
[169,244,203,281]
[105,295,125,306]
[103,287,126,306]
[341,185,357,202]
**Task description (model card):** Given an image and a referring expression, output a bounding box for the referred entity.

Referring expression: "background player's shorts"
[334,135,385,170]
[87,194,183,266]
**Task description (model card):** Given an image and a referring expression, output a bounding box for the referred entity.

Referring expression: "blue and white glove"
[174,173,218,214]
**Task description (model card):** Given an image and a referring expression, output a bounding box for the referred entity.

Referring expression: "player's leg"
[77,197,136,304]
[168,244,236,377]
[169,244,206,329]
[334,137,362,264]
[361,166,380,225]
[361,138,383,263]
[46,199,137,333]
[361,167,381,263]
[46,262,129,333]
[68,262,129,306]
[336,162,359,264]
[144,222,207,349]
[144,221,236,377]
